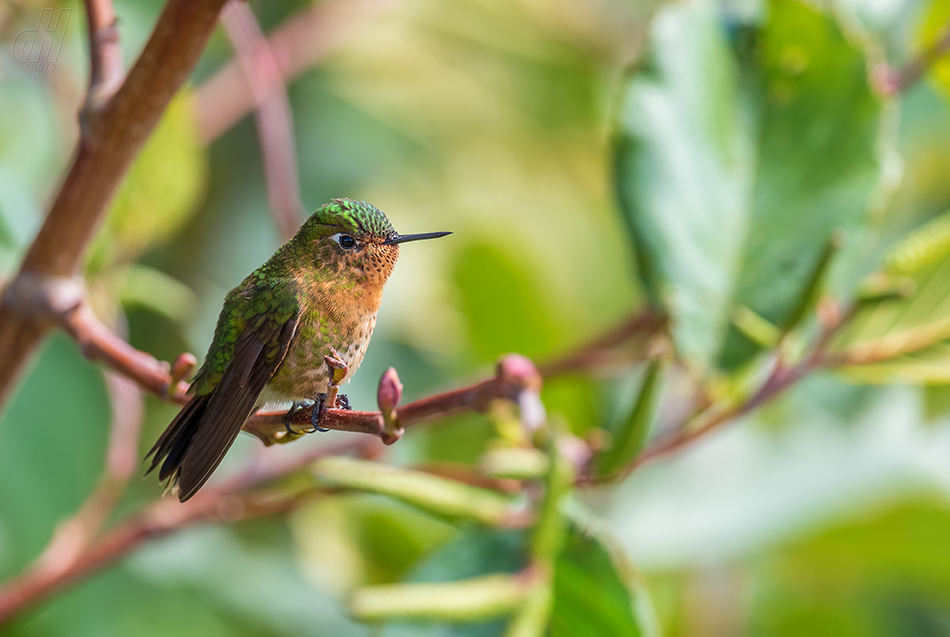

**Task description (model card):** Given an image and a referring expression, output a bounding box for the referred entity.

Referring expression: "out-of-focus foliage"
[4,0,950,634]
[615,0,885,372]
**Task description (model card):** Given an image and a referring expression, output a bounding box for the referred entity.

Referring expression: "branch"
[0,0,230,409]
[583,302,857,485]
[82,0,123,113]
[876,20,950,95]
[220,1,304,240]
[0,437,377,625]
[243,354,543,445]
[2,275,191,403]
[537,310,664,378]
[195,0,398,143]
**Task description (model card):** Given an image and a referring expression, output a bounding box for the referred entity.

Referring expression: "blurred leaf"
[597,359,664,476]
[924,384,950,421]
[382,527,527,637]
[350,574,526,623]
[837,214,950,383]
[0,335,109,578]
[615,0,884,371]
[751,498,950,636]
[291,495,455,591]
[117,263,197,324]
[90,92,207,269]
[452,242,562,363]
[312,457,516,525]
[551,531,650,637]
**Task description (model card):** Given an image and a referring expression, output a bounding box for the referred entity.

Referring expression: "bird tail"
[145,394,211,494]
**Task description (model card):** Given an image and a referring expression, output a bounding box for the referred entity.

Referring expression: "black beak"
[383,231,452,245]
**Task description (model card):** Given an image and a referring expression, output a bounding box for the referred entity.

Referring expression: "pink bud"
[496,354,542,391]
[377,367,403,413]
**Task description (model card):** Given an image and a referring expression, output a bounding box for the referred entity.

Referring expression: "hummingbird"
[145,198,450,502]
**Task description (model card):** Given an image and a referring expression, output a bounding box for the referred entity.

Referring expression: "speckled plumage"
[146,198,446,502]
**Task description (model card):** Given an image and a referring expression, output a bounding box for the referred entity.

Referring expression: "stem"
[220,1,304,240]
[0,0,230,408]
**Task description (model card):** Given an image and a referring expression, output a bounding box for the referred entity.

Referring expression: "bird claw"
[310,394,330,432]
[336,393,351,410]
[283,401,307,436]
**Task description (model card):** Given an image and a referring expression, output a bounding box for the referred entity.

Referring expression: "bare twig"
[82,0,123,112]
[582,302,859,486]
[221,1,304,240]
[537,310,664,378]
[195,0,398,143]
[0,437,377,625]
[0,0,230,409]
[876,20,950,95]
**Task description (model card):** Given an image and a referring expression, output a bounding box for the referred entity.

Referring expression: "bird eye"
[331,233,358,249]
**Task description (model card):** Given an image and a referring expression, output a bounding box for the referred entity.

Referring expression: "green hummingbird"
[146,198,450,502]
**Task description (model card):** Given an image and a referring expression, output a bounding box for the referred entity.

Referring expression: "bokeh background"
[2,0,950,634]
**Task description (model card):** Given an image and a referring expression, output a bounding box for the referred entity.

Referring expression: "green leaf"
[551,531,649,637]
[350,574,526,623]
[597,359,664,476]
[90,92,207,269]
[837,213,950,383]
[0,335,109,578]
[381,527,528,637]
[452,242,563,363]
[615,0,885,371]
[312,457,516,525]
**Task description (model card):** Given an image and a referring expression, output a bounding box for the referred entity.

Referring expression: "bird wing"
[149,281,300,502]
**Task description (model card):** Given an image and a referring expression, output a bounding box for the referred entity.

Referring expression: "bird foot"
[284,397,327,435]
[310,394,330,432]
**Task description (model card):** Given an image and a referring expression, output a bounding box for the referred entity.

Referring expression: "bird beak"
[383,231,452,245]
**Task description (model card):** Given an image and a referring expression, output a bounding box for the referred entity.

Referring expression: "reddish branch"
[82,0,122,111]
[244,354,542,445]
[221,2,305,240]
[0,0,230,408]
[0,437,376,625]
[538,310,664,377]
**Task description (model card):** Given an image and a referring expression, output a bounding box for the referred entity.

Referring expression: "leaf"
[381,527,528,637]
[551,532,648,637]
[596,359,664,476]
[615,0,885,371]
[551,503,660,637]
[0,335,110,578]
[90,92,207,269]
[836,212,950,383]
[451,242,563,363]
[312,457,516,525]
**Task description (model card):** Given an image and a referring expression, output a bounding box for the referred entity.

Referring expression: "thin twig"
[195,0,399,143]
[537,310,664,378]
[221,1,305,240]
[0,437,374,625]
[0,0,230,409]
[81,0,123,112]
[581,304,856,486]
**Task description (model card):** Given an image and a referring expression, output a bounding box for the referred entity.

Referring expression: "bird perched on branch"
[146,198,450,502]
